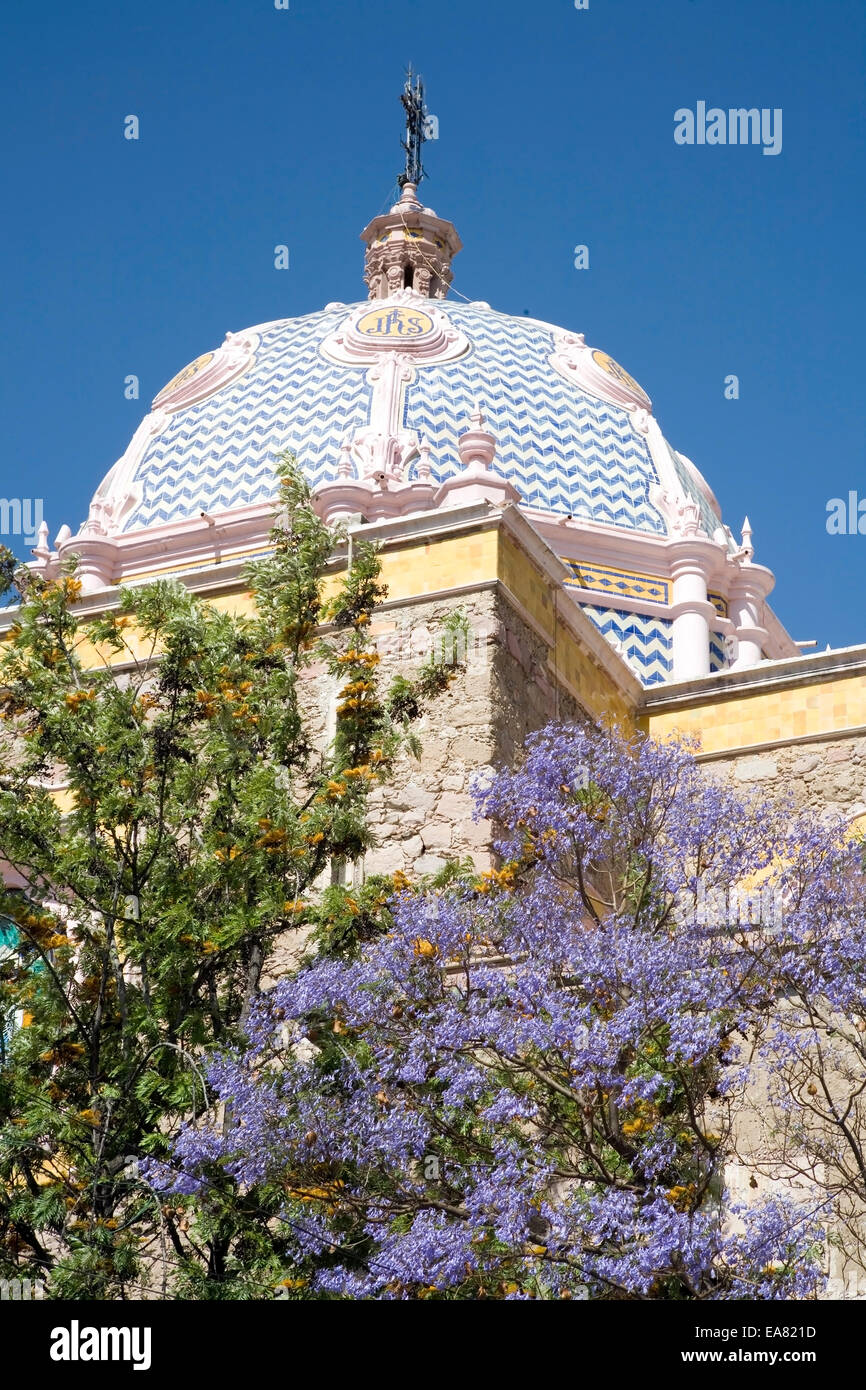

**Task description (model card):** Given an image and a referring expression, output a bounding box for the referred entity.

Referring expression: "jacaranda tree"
[730,812,866,1291]
[153,723,836,1300]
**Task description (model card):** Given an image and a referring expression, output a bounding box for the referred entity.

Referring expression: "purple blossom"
[157,723,836,1298]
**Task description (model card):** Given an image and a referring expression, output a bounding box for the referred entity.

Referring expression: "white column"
[669,543,716,680]
[729,573,769,671]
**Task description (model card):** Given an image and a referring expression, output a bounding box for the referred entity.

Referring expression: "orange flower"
[64,689,95,709]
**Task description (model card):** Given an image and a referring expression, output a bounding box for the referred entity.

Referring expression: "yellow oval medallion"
[154,352,215,404]
[356,307,434,339]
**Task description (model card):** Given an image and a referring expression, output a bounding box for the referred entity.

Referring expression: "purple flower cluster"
[153,723,831,1299]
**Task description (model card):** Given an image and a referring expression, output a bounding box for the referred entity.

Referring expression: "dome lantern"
[360,180,461,301]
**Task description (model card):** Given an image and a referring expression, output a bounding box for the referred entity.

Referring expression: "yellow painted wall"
[317,530,501,611]
[643,671,866,755]
[496,531,634,725]
[379,529,500,601]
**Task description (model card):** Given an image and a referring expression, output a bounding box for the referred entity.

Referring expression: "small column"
[728,519,772,671]
[728,584,767,670]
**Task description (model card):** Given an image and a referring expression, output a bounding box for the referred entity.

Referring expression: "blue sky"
[0,0,863,647]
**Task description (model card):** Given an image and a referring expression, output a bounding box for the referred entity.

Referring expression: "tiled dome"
[89,299,711,540]
[43,172,792,689]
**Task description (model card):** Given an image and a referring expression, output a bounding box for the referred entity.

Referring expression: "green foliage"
[0,455,464,1297]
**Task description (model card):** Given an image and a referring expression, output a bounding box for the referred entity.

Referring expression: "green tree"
[0,457,463,1298]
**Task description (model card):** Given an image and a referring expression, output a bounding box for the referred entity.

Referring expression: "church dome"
[87,297,712,541]
[35,134,795,688]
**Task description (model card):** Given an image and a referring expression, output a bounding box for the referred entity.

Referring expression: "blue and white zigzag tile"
[119,302,667,536]
[580,603,673,686]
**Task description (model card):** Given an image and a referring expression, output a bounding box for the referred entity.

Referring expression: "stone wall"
[362,589,497,879]
[490,588,584,772]
[702,734,866,825]
[293,583,591,884]
[702,732,866,1298]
